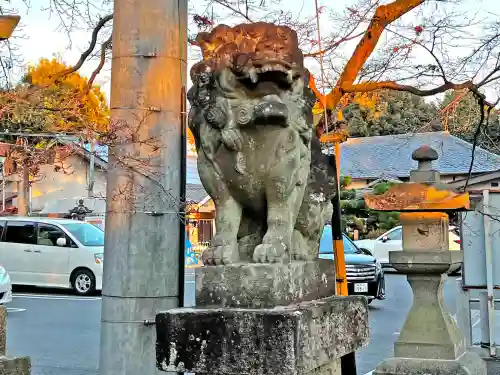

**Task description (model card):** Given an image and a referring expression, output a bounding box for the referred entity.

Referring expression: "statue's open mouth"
[234,60,302,95]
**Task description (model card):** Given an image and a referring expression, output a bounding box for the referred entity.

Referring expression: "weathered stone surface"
[400,212,449,252]
[390,251,462,274]
[196,260,336,308]
[374,352,486,375]
[393,274,466,360]
[306,360,341,375]
[188,22,337,265]
[0,356,31,375]
[156,296,369,375]
[197,360,341,375]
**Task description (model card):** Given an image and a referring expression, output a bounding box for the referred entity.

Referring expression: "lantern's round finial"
[412,145,438,162]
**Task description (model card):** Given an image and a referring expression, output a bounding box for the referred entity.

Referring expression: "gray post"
[98,0,187,374]
[456,278,473,348]
[482,189,496,356]
[479,292,490,346]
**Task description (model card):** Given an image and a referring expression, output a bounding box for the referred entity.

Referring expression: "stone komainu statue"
[188,22,337,264]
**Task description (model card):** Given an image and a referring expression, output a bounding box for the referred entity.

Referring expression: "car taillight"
[454,239,460,244]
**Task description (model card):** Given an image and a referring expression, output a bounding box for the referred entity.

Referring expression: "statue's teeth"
[287,70,294,83]
[249,68,258,83]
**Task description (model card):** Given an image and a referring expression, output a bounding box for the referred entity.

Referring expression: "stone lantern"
[365,145,486,375]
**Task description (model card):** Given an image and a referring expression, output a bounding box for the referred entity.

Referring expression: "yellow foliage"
[26,58,110,133]
[336,110,344,121]
[352,92,379,113]
[313,91,384,128]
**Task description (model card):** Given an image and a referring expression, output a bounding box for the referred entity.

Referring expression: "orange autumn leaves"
[313,91,384,126]
[25,58,109,134]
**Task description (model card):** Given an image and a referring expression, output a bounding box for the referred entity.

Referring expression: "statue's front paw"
[253,242,288,263]
[221,129,243,151]
[202,242,239,265]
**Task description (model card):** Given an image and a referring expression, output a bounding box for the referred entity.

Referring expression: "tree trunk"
[16,160,29,216]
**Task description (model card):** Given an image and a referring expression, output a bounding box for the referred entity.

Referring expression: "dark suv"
[318,225,386,304]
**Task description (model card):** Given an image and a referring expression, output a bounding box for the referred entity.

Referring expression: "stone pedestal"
[196,260,337,308]
[0,356,31,375]
[0,307,31,375]
[156,260,369,375]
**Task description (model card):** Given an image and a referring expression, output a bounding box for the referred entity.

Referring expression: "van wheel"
[71,269,96,296]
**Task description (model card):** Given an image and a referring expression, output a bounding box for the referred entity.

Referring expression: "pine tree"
[343,90,439,137]
[440,90,500,154]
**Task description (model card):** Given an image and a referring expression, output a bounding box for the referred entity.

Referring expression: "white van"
[0,217,103,296]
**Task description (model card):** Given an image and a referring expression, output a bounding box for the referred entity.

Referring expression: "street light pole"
[320,120,356,375]
[98,1,188,374]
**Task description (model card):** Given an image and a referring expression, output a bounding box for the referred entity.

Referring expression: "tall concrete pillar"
[98,0,187,374]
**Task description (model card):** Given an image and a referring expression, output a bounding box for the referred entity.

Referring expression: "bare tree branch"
[84,34,112,94]
[49,13,114,83]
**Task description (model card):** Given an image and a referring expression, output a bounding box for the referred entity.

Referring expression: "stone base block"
[374,352,486,375]
[196,260,336,308]
[0,356,31,375]
[156,296,368,375]
[390,250,462,274]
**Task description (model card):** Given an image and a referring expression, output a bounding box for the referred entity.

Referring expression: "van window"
[38,224,66,246]
[4,221,37,244]
[61,222,104,247]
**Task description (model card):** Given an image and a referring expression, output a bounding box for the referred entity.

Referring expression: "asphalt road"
[2,272,474,375]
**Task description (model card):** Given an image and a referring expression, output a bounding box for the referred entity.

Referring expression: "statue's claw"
[201,248,217,265]
[290,229,310,260]
[202,241,239,265]
[253,242,287,263]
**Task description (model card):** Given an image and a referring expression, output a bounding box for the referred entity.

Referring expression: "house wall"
[345,180,369,190]
[6,154,107,213]
[466,178,500,191]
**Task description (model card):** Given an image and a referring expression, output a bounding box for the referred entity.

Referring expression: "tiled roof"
[186,183,208,203]
[340,131,500,179]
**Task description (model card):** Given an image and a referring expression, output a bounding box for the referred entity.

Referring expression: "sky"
[3,0,499,105]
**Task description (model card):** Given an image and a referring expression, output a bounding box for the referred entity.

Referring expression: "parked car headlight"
[94,253,104,264]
